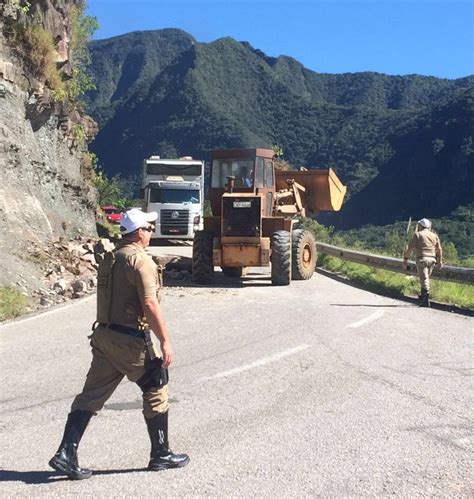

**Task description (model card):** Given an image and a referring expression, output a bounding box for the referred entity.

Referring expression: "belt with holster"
[95,322,146,338]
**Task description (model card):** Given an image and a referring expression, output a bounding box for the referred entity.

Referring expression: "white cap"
[418,218,431,229]
[120,208,158,235]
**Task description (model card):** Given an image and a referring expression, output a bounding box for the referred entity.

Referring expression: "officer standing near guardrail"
[49,208,189,480]
[403,218,443,307]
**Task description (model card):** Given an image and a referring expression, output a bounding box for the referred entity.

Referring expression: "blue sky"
[87,0,474,79]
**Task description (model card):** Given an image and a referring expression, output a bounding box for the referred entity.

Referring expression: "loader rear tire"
[192,231,214,284]
[291,229,317,280]
[271,230,291,286]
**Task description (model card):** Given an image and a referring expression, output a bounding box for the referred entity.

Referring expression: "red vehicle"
[100,205,122,224]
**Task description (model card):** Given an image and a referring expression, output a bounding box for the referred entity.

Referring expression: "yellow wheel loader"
[192,148,346,286]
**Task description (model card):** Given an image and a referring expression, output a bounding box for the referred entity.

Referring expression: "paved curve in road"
[1,245,472,497]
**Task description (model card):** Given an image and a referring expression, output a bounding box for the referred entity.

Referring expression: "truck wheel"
[291,229,317,280]
[271,230,291,286]
[221,267,247,278]
[192,231,214,284]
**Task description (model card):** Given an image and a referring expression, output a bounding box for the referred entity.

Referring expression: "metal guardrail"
[316,243,474,285]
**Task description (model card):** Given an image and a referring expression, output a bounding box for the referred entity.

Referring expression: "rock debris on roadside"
[21,237,195,313]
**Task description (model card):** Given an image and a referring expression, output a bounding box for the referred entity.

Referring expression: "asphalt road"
[1,245,473,497]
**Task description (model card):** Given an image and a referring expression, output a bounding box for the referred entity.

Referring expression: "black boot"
[145,412,190,471]
[49,410,94,480]
[420,289,430,308]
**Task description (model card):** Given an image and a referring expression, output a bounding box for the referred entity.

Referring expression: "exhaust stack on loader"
[192,148,346,286]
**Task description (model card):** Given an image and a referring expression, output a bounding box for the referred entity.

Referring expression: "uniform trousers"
[71,325,169,419]
[416,256,436,292]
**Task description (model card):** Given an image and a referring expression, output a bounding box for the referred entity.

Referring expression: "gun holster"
[136,358,169,393]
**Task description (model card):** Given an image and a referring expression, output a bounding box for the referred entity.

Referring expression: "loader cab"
[209,148,276,217]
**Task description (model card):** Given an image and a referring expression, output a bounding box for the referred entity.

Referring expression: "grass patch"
[0,287,28,321]
[318,255,474,309]
[21,25,65,96]
[429,280,474,309]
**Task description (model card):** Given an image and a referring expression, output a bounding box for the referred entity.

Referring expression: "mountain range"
[85,29,474,254]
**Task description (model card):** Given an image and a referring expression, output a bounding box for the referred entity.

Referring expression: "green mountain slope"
[85,29,474,246]
[242,42,473,110]
[337,87,474,228]
[87,29,196,126]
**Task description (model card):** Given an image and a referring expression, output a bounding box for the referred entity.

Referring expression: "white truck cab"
[141,156,204,241]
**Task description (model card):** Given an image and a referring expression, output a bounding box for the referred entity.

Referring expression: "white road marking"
[201,344,310,381]
[347,310,385,329]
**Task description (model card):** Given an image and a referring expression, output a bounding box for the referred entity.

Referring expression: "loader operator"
[403,218,443,307]
[240,167,253,188]
[49,208,189,480]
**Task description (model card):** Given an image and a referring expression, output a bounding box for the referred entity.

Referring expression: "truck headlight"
[193,215,200,225]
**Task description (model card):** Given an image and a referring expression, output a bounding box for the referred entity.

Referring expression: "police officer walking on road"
[49,208,189,480]
[403,218,443,307]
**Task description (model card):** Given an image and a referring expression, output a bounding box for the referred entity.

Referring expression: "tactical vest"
[96,250,116,324]
[96,244,162,327]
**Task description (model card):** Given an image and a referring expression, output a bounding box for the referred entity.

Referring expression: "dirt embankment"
[0,1,98,299]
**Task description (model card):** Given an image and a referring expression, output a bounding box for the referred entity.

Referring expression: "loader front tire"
[271,230,291,286]
[192,231,214,284]
[291,229,317,280]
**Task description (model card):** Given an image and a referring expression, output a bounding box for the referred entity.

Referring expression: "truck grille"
[160,209,189,235]
[222,197,261,237]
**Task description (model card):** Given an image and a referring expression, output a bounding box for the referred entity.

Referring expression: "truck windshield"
[149,188,200,204]
[211,159,254,188]
[146,164,202,176]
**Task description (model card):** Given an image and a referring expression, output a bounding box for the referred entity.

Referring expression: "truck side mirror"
[139,188,144,199]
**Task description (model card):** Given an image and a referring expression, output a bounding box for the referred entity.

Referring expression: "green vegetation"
[301,215,474,308]
[92,168,142,211]
[93,171,134,210]
[93,169,143,237]
[300,216,473,308]
[336,203,474,260]
[4,0,31,16]
[80,151,99,181]
[0,287,28,321]
[85,30,473,258]
[96,208,121,238]
[318,254,474,309]
[20,25,65,95]
[72,124,86,147]
[83,28,472,281]
[299,217,334,243]
[67,1,99,101]
[5,0,97,102]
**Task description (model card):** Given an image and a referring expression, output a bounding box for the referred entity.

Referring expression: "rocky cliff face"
[0,0,97,290]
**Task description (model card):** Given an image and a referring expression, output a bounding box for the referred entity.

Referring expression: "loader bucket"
[275,168,346,213]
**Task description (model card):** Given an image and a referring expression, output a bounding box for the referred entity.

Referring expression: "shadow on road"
[0,468,148,484]
[164,272,274,289]
[330,303,412,308]
[317,268,474,317]
[0,470,67,484]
